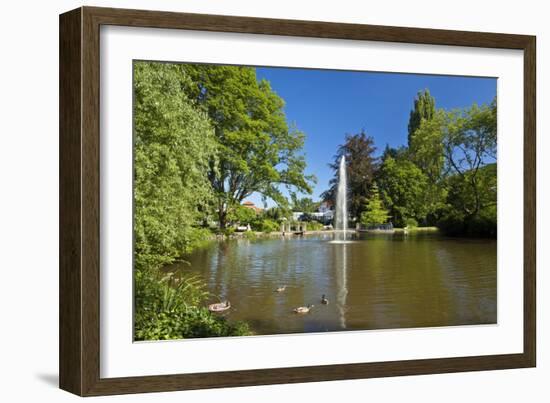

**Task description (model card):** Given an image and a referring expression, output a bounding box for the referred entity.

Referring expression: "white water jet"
[334,155,348,242]
[336,243,348,329]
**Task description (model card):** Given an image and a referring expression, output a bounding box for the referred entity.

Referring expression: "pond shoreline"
[208,226,439,241]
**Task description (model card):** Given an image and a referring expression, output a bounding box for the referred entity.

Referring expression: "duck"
[293,304,314,314]
[321,294,329,305]
[208,300,231,313]
[275,285,286,293]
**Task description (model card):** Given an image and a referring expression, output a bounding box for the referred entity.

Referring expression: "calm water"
[175,232,496,335]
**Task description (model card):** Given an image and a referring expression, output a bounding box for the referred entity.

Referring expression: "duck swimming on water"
[293,304,313,314]
[208,301,231,313]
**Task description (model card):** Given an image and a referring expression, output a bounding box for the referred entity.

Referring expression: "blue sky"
[246,67,496,208]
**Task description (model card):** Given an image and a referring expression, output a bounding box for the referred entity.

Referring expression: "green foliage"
[405,218,419,228]
[403,92,497,236]
[136,303,250,340]
[436,100,497,237]
[134,61,217,271]
[182,65,315,228]
[305,220,324,231]
[135,268,250,340]
[442,101,497,216]
[323,130,377,218]
[255,218,280,233]
[242,231,258,240]
[291,195,320,213]
[408,89,436,147]
[377,155,429,227]
[410,111,446,182]
[134,61,251,340]
[264,206,292,221]
[360,183,390,226]
[227,204,257,226]
[438,164,497,237]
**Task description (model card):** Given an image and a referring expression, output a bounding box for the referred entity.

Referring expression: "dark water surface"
[177,232,496,335]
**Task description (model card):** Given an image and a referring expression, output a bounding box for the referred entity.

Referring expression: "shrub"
[257,218,280,233]
[404,218,418,228]
[222,227,235,237]
[134,267,251,340]
[305,220,324,231]
[135,307,251,341]
[243,231,257,240]
[437,207,496,238]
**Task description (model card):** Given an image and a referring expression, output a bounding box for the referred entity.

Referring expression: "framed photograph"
[59,6,536,396]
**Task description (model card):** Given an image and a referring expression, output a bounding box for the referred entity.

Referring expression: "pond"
[176,232,496,336]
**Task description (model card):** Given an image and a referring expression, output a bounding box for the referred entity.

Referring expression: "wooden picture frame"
[59,6,536,396]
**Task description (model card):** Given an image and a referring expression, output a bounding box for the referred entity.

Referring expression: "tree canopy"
[327,92,496,236]
[291,195,320,213]
[133,61,217,271]
[408,89,436,147]
[360,183,390,227]
[439,100,497,234]
[322,130,377,218]
[377,155,429,227]
[181,65,315,228]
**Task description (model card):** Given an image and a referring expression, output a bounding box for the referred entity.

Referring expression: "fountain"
[332,156,349,327]
[333,155,349,242]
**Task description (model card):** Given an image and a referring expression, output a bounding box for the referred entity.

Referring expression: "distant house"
[310,210,334,223]
[292,211,304,221]
[318,201,333,213]
[293,202,334,224]
[310,201,334,224]
[242,200,263,213]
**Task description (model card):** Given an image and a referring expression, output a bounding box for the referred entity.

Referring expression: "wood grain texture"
[59,8,82,396]
[59,6,537,396]
[523,37,536,367]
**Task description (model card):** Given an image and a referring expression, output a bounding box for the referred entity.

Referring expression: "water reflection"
[176,232,496,336]
[334,243,348,329]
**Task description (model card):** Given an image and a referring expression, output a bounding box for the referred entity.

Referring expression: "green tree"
[380,144,407,163]
[182,65,315,228]
[441,100,497,219]
[360,183,390,227]
[322,131,377,219]
[264,206,292,222]
[409,111,445,182]
[133,61,252,341]
[227,204,257,226]
[377,155,429,227]
[291,195,320,213]
[408,89,436,147]
[133,61,217,271]
[408,111,447,219]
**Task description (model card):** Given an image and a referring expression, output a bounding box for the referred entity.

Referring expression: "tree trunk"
[218,208,227,230]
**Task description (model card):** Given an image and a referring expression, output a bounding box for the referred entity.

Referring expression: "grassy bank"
[135,266,251,341]
[393,226,439,233]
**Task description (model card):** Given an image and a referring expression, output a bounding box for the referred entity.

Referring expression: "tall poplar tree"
[407,89,436,147]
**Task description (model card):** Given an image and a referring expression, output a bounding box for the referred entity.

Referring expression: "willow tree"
[182,65,314,228]
[133,61,217,270]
